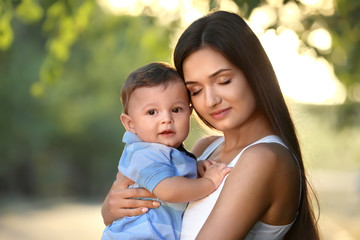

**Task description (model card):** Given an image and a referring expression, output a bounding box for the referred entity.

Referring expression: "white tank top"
[180,135,300,240]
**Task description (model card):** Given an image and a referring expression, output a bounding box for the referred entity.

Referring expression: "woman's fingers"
[115,207,150,218]
[104,188,160,223]
[119,197,161,209]
[111,184,156,200]
[112,173,157,199]
[101,172,160,225]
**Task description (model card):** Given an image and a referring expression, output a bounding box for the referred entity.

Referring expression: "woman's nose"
[205,88,221,107]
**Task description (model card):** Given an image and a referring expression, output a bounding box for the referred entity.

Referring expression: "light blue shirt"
[102,131,197,240]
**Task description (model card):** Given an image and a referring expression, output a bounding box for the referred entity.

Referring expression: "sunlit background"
[99,0,348,105]
[0,0,359,239]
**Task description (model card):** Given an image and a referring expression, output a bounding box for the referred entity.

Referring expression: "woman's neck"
[221,110,275,153]
[205,110,275,164]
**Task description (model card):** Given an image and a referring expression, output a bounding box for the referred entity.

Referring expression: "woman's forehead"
[183,48,234,82]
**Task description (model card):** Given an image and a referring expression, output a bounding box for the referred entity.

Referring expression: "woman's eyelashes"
[189,79,231,96]
[219,79,231,85]
[190,89,202,96]
[186,85,201,96]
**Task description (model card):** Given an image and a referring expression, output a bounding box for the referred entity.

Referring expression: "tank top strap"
[198,136,224,160]
[227,135,286,167]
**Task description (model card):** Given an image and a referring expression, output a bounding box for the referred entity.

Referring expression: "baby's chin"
[156,140,182,148]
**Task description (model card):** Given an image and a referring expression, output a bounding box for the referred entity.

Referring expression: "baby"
[101,62,230,240]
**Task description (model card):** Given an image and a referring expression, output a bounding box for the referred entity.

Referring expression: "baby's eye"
[172,107,182,113]
[147,109,157,115]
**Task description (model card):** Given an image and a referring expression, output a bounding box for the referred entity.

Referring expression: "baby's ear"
[120,113,136,133]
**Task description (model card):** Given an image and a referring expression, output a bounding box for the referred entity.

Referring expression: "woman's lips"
[210,108,231,119]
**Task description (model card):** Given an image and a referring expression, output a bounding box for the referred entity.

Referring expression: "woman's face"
[182,47,257,132]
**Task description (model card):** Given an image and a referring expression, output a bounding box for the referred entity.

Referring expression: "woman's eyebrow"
[209,68,231,78]
[185,81,196,86]
[185,68,232,85]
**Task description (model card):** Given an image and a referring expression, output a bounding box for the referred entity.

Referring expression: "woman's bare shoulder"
[191,135,222,158]
[241,143,295,168]
[235,143,295,173]
[232,142,299,191]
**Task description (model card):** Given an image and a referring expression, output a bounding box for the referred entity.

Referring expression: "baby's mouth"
[160,130,175,135]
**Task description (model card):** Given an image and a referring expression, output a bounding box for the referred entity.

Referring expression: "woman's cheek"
[191,99,203,114]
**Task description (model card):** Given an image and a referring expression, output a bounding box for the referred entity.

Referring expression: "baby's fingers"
[220,166,232,177]
[210,162,231,177]
[197,160,212,177]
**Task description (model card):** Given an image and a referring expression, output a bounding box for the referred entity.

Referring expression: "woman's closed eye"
[218,79,231,85]
[189,88,202,96]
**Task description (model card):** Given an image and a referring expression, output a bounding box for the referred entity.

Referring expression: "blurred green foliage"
[0,0,176,198]
[0,0,359,199]
[299,0,360,94]
[2,0,359,99]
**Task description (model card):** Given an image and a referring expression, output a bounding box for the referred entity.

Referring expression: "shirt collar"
[123,131,196,160]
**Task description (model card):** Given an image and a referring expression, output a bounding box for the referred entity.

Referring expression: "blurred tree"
[1,0,358,101]
[0,1,176,198]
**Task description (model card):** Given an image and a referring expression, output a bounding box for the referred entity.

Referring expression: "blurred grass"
[0,198,104,240]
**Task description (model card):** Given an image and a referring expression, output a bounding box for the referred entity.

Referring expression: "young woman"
[102,11,320,240]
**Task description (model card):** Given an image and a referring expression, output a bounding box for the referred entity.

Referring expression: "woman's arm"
[101,171,160,226]
[196,144,299,239]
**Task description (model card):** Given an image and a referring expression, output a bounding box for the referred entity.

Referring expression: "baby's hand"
[202,160,231,189]
[197,160,213,177]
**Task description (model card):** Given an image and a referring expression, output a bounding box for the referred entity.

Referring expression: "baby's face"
[126,81,191,148]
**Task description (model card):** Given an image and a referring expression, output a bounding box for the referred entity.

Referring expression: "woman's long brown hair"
[174,10,320,240]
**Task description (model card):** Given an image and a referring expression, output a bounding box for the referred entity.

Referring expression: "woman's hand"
[101,171,160,226]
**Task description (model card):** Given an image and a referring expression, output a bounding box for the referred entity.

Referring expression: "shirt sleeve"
[119,143,176,193]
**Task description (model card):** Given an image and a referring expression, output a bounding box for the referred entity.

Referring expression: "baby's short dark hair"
[121,62,183,114]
